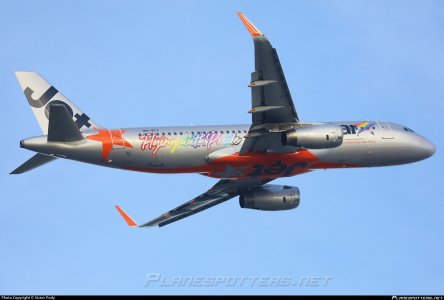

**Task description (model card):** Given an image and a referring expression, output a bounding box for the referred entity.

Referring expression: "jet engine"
[239,185,300,211]
[281,124,344,149]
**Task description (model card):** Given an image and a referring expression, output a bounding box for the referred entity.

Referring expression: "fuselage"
[21,120,435,180]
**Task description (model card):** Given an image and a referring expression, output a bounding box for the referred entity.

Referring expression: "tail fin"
[15,72,101,134]
[47,104,84,142]
[11,102,85,175]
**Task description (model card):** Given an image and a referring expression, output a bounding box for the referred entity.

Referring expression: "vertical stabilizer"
[15,72,101,133]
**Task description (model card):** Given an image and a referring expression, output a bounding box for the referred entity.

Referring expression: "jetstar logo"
[341,122,377,136]
[355,121,376,135]
[87,129,133,162]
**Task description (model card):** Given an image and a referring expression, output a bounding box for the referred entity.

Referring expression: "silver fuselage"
[21,121,435,179]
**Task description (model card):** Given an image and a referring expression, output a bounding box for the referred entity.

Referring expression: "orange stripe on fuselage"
[122,149,363,179]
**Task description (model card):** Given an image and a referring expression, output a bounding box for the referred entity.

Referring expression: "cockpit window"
[403,127,415,133]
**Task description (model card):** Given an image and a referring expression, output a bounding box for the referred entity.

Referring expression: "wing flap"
[248,32,298,125]
[141,196,229,228]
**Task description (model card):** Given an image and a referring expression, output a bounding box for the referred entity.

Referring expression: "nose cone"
[420,138,436,159]
[416,137,436,160]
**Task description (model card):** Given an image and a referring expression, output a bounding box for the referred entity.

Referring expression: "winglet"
[115,205,138,227]
[236,12,263,37]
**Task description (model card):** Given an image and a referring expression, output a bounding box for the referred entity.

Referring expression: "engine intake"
[239,185,300,211]
[282,124,343,149]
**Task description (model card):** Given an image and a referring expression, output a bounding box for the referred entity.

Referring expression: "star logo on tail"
[87,129,133,162]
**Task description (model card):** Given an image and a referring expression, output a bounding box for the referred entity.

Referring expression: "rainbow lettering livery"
[355,121,376,135]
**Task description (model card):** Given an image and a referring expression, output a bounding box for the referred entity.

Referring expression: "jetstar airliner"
[12,13,435,227]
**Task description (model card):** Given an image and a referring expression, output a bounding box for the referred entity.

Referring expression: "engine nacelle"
[281,124,344,149]
[239,185,300,211]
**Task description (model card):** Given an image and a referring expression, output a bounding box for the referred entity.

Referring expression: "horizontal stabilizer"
[47,104,84,142]
[10,153,57,174]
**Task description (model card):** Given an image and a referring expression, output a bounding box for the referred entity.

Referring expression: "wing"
[237,12,299,154]
[115,178,272,228]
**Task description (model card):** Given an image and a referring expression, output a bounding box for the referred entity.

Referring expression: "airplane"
[11,12,435,228]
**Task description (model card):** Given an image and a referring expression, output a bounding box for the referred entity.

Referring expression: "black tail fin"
[47,104,84,142]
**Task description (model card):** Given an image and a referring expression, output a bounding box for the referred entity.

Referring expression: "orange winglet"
[115,205,138,227]
[237,12,263,37]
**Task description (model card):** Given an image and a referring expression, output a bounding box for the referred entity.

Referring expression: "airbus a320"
[12,13,435,228]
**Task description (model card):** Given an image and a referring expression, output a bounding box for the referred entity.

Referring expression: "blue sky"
[1,0,443,295]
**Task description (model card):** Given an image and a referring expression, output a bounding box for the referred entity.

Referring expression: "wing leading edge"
[116,178,273,228]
